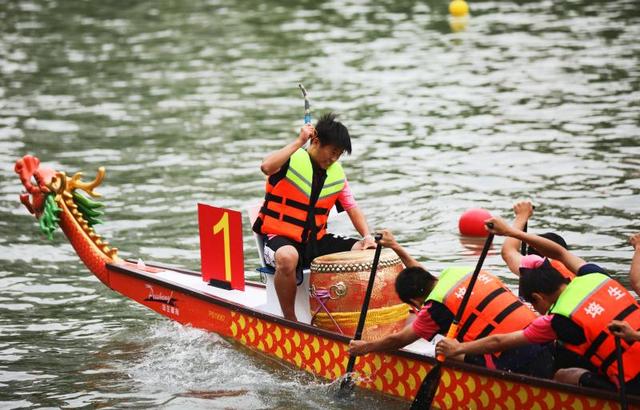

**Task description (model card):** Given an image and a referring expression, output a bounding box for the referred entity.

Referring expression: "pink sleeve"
[411,302,439,341]
[337,178,358,211]
[523,315,558,344]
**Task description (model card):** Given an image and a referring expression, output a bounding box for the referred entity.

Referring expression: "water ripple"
[1,0,639,407]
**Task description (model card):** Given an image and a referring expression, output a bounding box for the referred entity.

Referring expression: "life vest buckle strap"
[283,214,311,228]
[260,206,277,219]
[476,288,506,311]
[261,206,306,228]
[494,301,523,324]
[264,192,329,214]
[456,312,477,341]
[600,348,624,377]
[476,324,495,340]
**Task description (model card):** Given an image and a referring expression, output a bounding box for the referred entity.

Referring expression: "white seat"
[246,204,311,323]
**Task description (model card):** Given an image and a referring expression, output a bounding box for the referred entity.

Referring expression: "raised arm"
[487,216,586,274]
[377,229,424,269]
[630,233,640,295]
[260,124,315,175]
[502,201,534,276]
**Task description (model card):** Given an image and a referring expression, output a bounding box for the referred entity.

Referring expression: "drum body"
[309,249,409,340]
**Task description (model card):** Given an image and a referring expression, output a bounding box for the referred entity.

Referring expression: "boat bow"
[15,155,119,286]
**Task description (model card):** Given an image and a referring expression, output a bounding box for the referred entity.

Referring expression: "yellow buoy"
[449,0,469,17]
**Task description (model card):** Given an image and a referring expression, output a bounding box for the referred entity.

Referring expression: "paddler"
[501,201,599,374]
[348,230,554,378]
[436,218,640,394]
[607,232,640,343]
[253,113,375,321]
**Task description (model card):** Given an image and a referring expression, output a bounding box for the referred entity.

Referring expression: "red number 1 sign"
[198,203,245,291]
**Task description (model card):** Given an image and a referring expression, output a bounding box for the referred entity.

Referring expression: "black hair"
[527,232,568,256]
[395,266,437,306]
[314,112,352,154]
[518,258,569,303]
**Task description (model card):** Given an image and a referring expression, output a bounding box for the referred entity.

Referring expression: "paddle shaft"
[615,336,629,410]
[341,234,383,385]
[449,233,495,332]
[298,83,311,124]
[520,223,528,256]
[520,205,536,255]
[411,232,494,408]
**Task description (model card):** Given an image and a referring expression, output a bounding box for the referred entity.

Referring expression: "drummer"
[252,113,375,321]
[348,230,553,378]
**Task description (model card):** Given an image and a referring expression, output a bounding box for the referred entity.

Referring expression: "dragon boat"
[15,155,640,409]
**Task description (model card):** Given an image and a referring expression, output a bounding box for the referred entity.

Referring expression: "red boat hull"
[107,261,638,409]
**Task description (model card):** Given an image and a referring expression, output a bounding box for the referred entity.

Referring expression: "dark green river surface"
[1,0,639,408]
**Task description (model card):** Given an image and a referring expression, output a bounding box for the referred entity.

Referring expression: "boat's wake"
[116,321,406,409]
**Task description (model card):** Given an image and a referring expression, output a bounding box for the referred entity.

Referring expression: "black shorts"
[464,343,554,379]
[553,342,598,372]
[263,234,358,285]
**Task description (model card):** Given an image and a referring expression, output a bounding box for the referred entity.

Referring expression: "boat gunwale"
[111,259,640,405]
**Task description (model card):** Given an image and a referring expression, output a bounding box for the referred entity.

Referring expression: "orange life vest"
[549,259,575,281]
[550,273,640,383]
[254,148,345,243]
[426,267,537,343]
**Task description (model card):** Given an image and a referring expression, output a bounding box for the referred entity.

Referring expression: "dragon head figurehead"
[15,155,117,262]
[15,155,57,217]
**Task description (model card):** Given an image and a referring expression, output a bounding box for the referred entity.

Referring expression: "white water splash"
[118,321,405,409]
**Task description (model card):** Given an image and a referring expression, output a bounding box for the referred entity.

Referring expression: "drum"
[309,248,409,340]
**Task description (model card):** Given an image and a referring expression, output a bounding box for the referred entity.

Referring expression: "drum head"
[310,248,401,273]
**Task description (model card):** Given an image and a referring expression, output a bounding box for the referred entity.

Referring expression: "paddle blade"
[339,373,355,391]
[410,363,442,410]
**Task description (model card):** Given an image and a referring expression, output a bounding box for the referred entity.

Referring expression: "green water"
[1,0,639,408]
